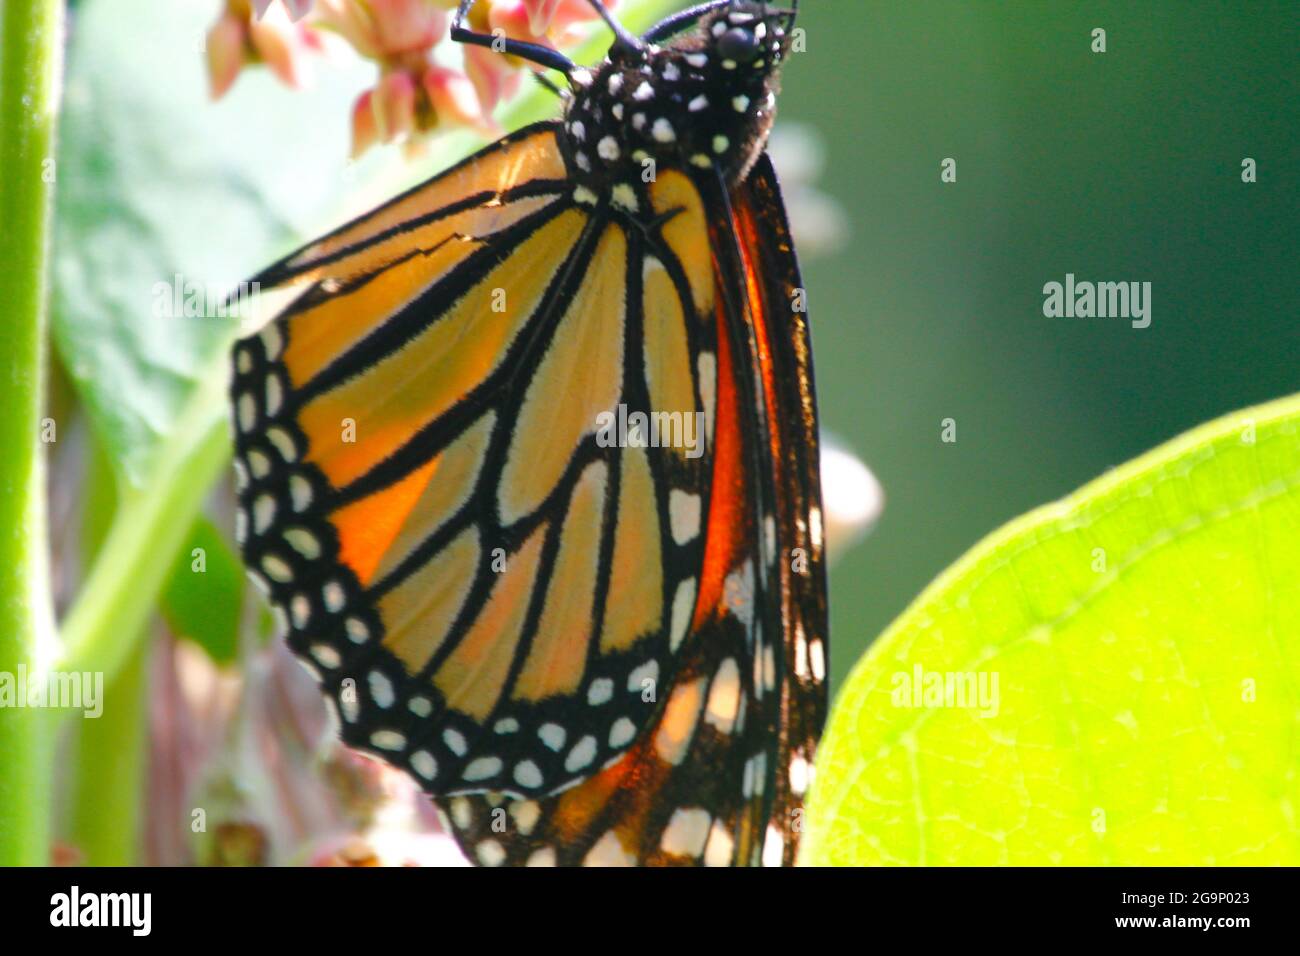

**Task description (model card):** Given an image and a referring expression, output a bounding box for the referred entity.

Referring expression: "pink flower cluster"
[206,0,620,156]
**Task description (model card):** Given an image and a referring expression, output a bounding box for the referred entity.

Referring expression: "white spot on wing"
[669,577,696,651]
[704,658,741,734]
[697,352,716,445]
[669,489,702,544]
[703,818,734,866]
[584,830,635,866]
[660,808,711,857]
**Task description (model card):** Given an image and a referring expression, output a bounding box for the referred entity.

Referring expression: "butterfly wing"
[440,153,828,866]
[725,152,829,865]
[231,122,715,802]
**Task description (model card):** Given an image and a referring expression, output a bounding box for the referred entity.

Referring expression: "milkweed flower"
[253,0,316,21]
[316,0,488,155]
[207,0,621,154]
[462,0,618,115]
[820,434,884,565]
[207,0,322,99]
[348,0,621,150]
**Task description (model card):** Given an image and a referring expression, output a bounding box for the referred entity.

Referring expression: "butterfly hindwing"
[438,154,827,867]
[727,153,829,864]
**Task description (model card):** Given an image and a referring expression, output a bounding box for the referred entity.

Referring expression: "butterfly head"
[563,2,796,195]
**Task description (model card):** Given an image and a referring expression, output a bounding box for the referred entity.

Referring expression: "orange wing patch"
[297,209,587,488]
[497,225,627,526]
[378,527,479,673]
[329,457,439,586]
[513,460,608,702]
[433,526,548,722]
[282,128,568,274]
[281,194,560,388]
[600,446,662,654]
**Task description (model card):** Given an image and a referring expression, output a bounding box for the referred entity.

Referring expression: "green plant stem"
[66,432,150,865]
[59,365,230,685]
[69,640,150,865]
[0,0,63,867]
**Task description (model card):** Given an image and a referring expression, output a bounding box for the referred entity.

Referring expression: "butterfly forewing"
[232,124,715,804]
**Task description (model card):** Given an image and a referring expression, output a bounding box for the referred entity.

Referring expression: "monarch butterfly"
[230,0,826,867]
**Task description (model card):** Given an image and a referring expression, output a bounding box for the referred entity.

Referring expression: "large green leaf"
[803,393,1300,865]
[52,0,379,486]
[161,517,243,664]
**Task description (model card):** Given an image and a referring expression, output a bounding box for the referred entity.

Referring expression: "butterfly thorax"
[561,4,790,212]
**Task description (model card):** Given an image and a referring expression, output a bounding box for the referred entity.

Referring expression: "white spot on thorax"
[612,183,640,212]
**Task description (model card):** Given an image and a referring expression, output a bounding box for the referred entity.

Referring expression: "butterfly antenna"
[584,0,644,55]
[641,1,731,43]
[450,0,577,75]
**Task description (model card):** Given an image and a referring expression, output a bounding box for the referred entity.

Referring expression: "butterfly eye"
[717,27,762,64]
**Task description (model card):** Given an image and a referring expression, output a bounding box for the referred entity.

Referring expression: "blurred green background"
[780,1,1299,685]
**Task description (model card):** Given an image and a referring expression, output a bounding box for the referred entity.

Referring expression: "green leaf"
[161,517,243,664]
[802,393,1300,865]
[51,0,378,486]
